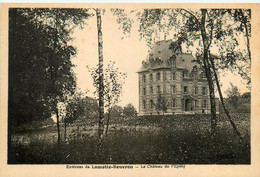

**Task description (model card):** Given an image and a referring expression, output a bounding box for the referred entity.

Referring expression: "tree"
[88,61,127,136]
[138,8,217,140]
[87,8,133,142]
[155,93,168,115]
[110,105,124,118]
[94,8,105,142]
[9,8,53,128]
[225,83,241,109]
[137,8,250,142]
[8,8,90,144]
[123,103,137,117]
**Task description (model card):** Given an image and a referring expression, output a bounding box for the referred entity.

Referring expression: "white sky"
[70,10,250,110]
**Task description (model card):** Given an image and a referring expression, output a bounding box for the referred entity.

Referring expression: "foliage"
[88,61,127,135]
[9,113,250,164]
[123,103,137,117]
[65,90,98,124]
[110,105,124,117]
[225,83,241,109]
[87,61,127,114]
[9,8,90,144]
[155,94,168,114]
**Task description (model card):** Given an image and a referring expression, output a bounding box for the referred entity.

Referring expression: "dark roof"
[138,40,200,73]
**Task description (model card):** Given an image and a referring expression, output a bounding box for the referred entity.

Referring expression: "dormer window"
[169,55,176,67]
[194,73,198,80]
[201,72,206,79]
[183,70,188,78]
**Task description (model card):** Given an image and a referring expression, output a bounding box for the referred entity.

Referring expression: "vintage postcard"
[1,3,260,177]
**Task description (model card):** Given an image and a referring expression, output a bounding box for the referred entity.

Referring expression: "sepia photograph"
[1,2,260,177]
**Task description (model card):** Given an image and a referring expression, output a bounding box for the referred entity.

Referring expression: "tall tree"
[9,8,90,144]
[95,8,105,141]
[137,8,251,142]
[85,8,133,142]
[138,8,218,140]
[88,61,127,136]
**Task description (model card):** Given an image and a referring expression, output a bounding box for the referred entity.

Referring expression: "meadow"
[8,113,250,164]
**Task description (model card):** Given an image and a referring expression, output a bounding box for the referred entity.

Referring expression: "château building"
[137,40,219,116]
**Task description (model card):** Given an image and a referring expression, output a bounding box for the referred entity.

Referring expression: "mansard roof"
[138,39,201,73]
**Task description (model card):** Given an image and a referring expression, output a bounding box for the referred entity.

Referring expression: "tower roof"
[138,40,200,73]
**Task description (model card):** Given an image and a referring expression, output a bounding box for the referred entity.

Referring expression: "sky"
[70,9,250,110]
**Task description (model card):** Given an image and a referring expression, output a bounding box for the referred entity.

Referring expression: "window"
[201,72,206,79]
[194,73,198,80]
[157,72,160,81]
[195,100,198,108]
[184,86,188,94]
[202,87,207,95]
[172,73,176,80]
[203,100,207,108]
[183,70,188,78]
[143,75,146,83]
[172,99,176,108]
[157,85,160,93]
[143,100,146,109]
[143,88,146,95]
[150,100,154,109]
[171,85,176,94]
[150,86,153,94]
[194,87,198,95]
[150,74,153,81]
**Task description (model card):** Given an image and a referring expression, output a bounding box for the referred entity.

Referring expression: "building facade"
[138,40,219,116]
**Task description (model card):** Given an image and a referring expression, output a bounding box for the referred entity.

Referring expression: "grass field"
[8,113,250,164]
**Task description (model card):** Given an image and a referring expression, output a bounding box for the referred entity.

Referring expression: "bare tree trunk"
[64,118,67,141]
[55,108,61,144]
[200,9,217,141]
[209,56,242,140]
[239,9,251,62]
[105,110,111,136]
[96,8,105,142]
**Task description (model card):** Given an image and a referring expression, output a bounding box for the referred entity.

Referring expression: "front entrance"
[184,98,192,111]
